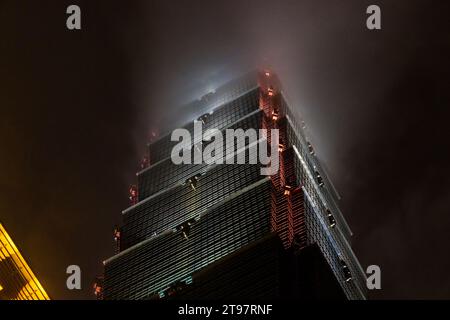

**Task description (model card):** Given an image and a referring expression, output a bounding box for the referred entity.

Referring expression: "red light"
[129,185,138,205]
[272,110,279,121]
[284,185,292,196]
[140,156,150,169]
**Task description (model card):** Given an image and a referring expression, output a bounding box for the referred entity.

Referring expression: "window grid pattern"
[286,119,351,240]
[168,235,283,300]
[289,140,367,299]
[138,110,264,199]
[122,160,264,250]
[102,73,369,300]
[103,180,272,300]
[158,71,260,136]
[148,88,260,164]
[304,195,365,300]
[282,96,339,196]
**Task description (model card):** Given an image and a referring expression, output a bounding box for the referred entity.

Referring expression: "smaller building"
[0,223,50,300]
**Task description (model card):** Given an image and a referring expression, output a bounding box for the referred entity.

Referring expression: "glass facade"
[122,162,265,250]
[138,109,264,200]
[104,179,272,300]
[148,87,261,165]
[103,71,367,300]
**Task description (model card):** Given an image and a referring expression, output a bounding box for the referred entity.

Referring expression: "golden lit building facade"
[0,223,49,300]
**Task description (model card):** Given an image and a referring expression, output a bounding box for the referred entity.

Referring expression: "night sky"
[1,0,449,299]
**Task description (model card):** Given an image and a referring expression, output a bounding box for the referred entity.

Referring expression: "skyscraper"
[0,223,49,300]
[102,71,367,300]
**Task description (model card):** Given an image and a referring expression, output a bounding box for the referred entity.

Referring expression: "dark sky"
[1,0,449,299]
